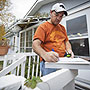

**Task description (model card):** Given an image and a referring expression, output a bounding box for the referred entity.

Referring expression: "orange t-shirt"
[33,21,69,61]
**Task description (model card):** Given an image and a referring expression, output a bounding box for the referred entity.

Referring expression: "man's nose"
[57,16,61,20]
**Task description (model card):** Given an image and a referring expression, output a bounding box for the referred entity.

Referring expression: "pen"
[52,49,59,62]
[52,49,55,52]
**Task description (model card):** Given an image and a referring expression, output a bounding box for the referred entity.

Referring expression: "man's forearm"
[65,41,72,52]
[32,40,46,59]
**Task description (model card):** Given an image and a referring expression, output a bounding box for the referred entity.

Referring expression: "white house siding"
[6,33,19,54]
[35,0,89,15]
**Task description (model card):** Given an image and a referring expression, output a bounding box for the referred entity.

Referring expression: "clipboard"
[45,57,90,70]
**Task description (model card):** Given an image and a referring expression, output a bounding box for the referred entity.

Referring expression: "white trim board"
[45,58,90,70]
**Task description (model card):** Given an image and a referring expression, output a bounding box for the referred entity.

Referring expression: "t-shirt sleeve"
[33,25,46,43]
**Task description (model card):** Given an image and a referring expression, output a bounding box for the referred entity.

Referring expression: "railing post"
[27,56,31,78]
[3,55,7,69]
[36,56,39,77]
[32,56,35,78]
[17,65,20,76]
[21,56,26,77]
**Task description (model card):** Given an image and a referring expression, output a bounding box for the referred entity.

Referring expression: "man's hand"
[68,50,74,58]
[43,51,59,62]
[65,41,74,58]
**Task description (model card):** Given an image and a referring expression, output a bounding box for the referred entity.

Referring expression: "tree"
[0,0,6,11]
[0,24,6,40]
[0,0,16,28]
[0,0,16,41]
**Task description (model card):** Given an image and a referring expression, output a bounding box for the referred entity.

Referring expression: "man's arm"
[32,39,59,62]
[65,41,74,58]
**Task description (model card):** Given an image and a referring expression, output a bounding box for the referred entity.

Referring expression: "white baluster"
[32,55,35,78]
[27,56,31,78]
[36,56,39,77]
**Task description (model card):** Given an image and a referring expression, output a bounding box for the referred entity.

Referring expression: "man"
[32,3,74,76]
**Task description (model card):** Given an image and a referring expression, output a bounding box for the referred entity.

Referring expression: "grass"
[0,61,3,71]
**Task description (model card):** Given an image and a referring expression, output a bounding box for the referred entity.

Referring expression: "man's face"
[50,11,64,25]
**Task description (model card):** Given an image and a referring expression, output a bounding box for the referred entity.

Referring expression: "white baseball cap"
[51,3,68,16]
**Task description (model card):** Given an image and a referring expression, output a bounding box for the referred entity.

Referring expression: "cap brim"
[64,11,68,16]
[57,11,68,16]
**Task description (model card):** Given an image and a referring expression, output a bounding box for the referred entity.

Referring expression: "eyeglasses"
[53,11,64,18]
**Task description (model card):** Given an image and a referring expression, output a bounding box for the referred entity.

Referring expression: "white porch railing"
[0,53,41,78]
[0,53,78,90]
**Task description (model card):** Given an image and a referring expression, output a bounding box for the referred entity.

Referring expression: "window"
[26,30,32,52]
[66,15,88,37]
[26,30,32,47]
[20,27,38,52]
[70,38,89,56]
[20,32,25,52]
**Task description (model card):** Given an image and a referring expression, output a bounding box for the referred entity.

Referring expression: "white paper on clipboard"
[58,57,87,62]
[45,57,90,69]
[58,57,90,64]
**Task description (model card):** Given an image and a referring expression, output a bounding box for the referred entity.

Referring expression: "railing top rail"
[0,55,26,77]
[0,52,37,61]
[20,52,37,56]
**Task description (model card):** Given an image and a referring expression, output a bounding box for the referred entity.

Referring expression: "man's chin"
[52,22,59,26]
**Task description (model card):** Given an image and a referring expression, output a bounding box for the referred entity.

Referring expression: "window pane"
[26,48,32,52]
[66,15,87,36]
[20,48,24,52]
[70,38,89,56]
[20,32,25,52]
[20,27,37,53]
[26,30,32,47]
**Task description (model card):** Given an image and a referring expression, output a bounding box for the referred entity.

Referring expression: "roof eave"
[24,0,56,18]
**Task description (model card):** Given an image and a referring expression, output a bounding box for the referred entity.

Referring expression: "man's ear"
[50,10,53,16]
[50,10,53,13]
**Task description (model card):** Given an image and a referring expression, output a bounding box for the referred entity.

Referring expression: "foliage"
[0,0,6,11]
[0,0,15,46]
[0,24,9,46]
[0,24,6,40]
[24,76,42,89]
[0,61,3,71]
[24,56,41,89]
[0,0,16,28]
